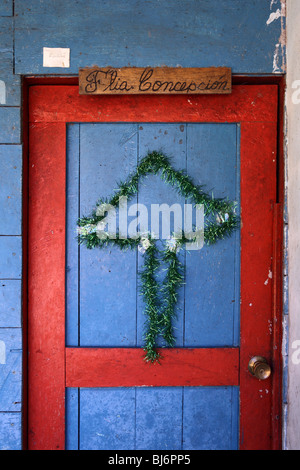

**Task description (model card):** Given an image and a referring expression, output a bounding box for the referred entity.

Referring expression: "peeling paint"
[270,0,279,8]
[264,270,273,285]
[268,319,273,335]
[270,0,286,73]
[267,8,282,25]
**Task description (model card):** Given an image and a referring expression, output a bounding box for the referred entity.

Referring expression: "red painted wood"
[27,84,280,450]
[66,348,239,387]
[239,122,277,450]
[271,203,283,450]
[28,85,278,124]
[28,123,66,450]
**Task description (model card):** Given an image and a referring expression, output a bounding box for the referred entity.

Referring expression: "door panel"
[65,121,240,449]
[66,386,239,451]
[27,85,279,450]
[66,122,240,349]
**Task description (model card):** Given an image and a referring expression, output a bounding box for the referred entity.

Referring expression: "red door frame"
[24,80,283,450]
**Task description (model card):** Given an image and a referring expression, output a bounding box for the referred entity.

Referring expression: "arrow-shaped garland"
[77,151,239,362]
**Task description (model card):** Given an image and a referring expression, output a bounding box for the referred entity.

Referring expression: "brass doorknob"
[248,356,271,380]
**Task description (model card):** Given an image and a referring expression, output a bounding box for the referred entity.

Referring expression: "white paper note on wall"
[43,47,70,68]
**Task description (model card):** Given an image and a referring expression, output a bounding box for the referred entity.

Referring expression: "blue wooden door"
[65,122,240,450]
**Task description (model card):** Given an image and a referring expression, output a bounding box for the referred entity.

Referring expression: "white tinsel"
[138,236,152,254]
[77,224,96,236]
[166,237,181,253]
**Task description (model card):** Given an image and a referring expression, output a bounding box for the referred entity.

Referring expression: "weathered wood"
[14,0,285,75]
[28,122,66,450]
[0,0,13,17]
[66,348,239,387]
[0,328,22,412]
[0,17,13,54]
[0,281,21,327]
[0,145,22,235]
[28,84,279,450]
[0,236,22,279]
[78,387,239,450]
[79,67,231,95]
[0,108,20,143]
[239,121,277,450]
[29,85,278,124]
[0,413,22,450]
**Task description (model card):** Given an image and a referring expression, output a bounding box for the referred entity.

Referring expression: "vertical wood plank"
[0,328,22,411]
[0,145,22,235]
[79,123,138,346]
[0,412,22,450]
[66,124,80,346]
[80,388,136,450]
[239,121,277,450]
[0,236,22,279]
[137,123,186,347]
[182,386,239,450]
[136,387,183,450]
[271,203,283,449]
[65,388,79,450]
[185,123,240,346]
[0,280,21,327]
[28,122,66,450]
[0,0,13,16]
[0,108,20,143]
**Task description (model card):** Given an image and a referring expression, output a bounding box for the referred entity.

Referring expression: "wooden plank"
[0,17,13,54]
[0,57,21,106]
[28,122,66,450]
[185,123,240,347]
[271,203,283,450]
[135,388,183,450]
[65,388,79,450]
[80,388,136,450]
[14,0,284,75]
[137,123,186,347]
[66,124,79,346]
[182,387,239,450]
[239,121,277,450]
[77,386,239,450]
[79,123,138,346]
[0,145,22,235]
[0,108,20,143]
[66,348,239,387]
[29,85,278,124]
[0,0,13,16]
[0,236,22,279]
[0,328,22,412]
[0,281,21,327]
[0,413,22,450]
[79,67,231,95]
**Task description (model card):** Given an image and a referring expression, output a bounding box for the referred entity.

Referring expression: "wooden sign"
[79,67,231,95]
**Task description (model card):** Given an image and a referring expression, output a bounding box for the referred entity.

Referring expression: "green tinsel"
[77,151,239,362]
[139,241,162,363]
[161,244,185,347]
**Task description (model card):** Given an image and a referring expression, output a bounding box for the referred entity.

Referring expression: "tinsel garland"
[77,151,239,362]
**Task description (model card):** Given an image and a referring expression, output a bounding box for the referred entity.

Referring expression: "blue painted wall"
[0,0,285,450]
